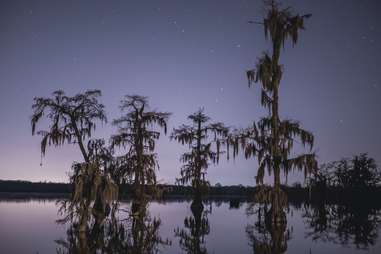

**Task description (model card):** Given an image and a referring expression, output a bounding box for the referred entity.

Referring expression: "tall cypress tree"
[171,109,228,211]
[111,95,170,210]
[233,0,317,227]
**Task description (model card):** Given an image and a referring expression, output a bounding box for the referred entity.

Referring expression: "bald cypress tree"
[31,90,106,163]
[171,109,228,211]
[31,90,118,232]
[232,0,317,227]
[111,95,170,210]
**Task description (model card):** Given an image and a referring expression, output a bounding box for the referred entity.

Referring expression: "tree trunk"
[78,230,89,253]
[78,200,89,232]
[192,205,203,253]
[195,119,202,202]
[71,120,89,163]
[270,38,284,227]
[71,120,92,232]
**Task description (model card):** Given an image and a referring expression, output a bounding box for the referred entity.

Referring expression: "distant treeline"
[1,180,380,206]
[0,180,70,193]
[0,180,254,197]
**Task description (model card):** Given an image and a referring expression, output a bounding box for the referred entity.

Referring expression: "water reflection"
[56,201,170,254]
[303,202,381,249]
[175,202,211,254]
[246,204,291,254]
[2,198,381,253]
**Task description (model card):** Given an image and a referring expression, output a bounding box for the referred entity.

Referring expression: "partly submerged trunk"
[270,217,288,254]
[194,119,203,205]
[254,205,288,254]
[266,188,287,230]
[134,115,146,204]
[193,188,203,206]
[271,164,283,227]
[78,198,90,232]
[271,39,281,192]
[270,37,285,228]
[192,204,203,254]
[131,201,147,252]
[78,230,90,253]
[191,198,204,216]
[72,119,92,233]
[131,199,147,216]
[92,181,108,228]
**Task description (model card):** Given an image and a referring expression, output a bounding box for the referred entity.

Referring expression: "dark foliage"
[31,90,106,163]
[171,109,228,202]
[303,203,381,249]
[310,154,381,191]
[229,0,317,229]
[56,202,171,254]
[111,95,170,202]
[246,204,291,254]
[175,203,211,254]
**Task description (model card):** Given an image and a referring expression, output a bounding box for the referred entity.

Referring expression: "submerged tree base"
[191,199,204,214]
[265,208,287,232]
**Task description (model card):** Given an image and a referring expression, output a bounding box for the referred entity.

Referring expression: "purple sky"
[0,0,380,185]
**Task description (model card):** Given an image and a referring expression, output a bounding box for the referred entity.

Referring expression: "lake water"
[1,199,381,253]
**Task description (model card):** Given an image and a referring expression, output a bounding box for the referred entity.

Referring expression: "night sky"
[0,0,380,185]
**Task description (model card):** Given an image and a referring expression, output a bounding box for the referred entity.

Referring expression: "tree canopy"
[311,154,381,190]
[111,95,171,202]
[31,90,106,163]
[226,0,317,228]
[171,109,228,203]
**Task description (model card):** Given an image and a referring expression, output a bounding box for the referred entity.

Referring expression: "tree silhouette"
[62,139,119,230]
[333,154,380,190]
[309,154,381,192]
[230,0,317,227]
[246,204,291,254]
[303,203,381,249]
[31,90,106,163]
[56,202,171,254]
[31,90,118,232]
[171,109,228,209]
[111,95,170,208]
[175,204,210,254]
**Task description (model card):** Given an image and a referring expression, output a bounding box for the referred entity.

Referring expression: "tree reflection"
[303,203,381,249]
[175,201,211,254]
[56,201,170,254]
[246,204,291,254]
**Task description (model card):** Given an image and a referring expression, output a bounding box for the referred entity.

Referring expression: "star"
[209,48,215,53]
[220,87,224,92]
[236,44,241,48]
[181,29,185,33]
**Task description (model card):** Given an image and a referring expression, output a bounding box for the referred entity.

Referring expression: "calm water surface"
[0,199,381,253]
